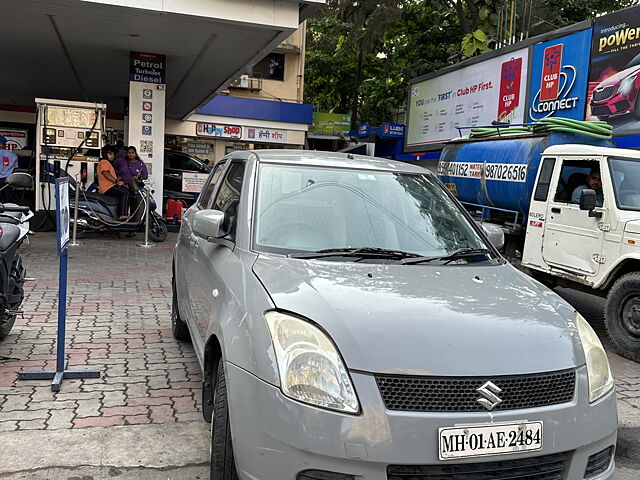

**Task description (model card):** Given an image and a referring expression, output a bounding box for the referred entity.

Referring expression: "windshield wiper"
[288,247,423,260]
[400,248,492,265]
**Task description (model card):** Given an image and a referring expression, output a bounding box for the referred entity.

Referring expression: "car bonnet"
[253,256,582,376]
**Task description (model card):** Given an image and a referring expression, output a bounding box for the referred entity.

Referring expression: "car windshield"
[609,157,640,210]
[253,163,491,260]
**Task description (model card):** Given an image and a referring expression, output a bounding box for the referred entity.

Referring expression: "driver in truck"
[572,166,604,206]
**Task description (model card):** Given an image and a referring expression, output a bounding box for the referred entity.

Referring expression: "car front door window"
[211,162,245,242]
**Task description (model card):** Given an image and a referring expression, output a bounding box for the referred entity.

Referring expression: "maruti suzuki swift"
[172,150,617,480]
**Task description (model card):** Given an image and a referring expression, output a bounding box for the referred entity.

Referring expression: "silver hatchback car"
[172,150,617,480]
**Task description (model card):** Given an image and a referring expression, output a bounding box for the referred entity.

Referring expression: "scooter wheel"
[149,218,168,242]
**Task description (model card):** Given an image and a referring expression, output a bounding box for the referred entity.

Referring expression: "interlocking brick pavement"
[0,232,203,431]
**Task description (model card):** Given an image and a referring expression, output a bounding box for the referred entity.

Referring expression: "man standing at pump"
[0,136,18,203]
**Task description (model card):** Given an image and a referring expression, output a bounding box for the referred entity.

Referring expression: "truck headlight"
[265,311,359,414]
[576,313,614,402]
[617,75,637,95]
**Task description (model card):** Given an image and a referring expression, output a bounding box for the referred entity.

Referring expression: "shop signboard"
[196,122,242,139]
[182,172,209,193]
[242,127,288,144]
[309,112,352,137]
[129,52,166,84]
[528,29,592,121]
[380,123,405,138]
[0,129,28,150]
[357,123,370,138]
[406,47,529,150]
[587,6,640,135]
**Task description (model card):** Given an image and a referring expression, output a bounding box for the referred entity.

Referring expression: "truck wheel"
[210,360,239,480]
[605,272,640,362]
[171,279,190,341]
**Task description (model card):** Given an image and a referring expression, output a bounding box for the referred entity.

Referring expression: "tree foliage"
[305,0,636,127]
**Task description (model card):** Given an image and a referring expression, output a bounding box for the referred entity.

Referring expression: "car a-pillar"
[203,335,223,422]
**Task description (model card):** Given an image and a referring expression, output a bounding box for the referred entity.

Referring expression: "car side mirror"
[479,222,505,250]
[5,172,33,189]
[579,189,603,218]
[579,189,597,211]
[193,210,226,240]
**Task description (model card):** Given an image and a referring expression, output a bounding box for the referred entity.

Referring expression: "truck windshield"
[609,157,640,211]
[254,163,490,258]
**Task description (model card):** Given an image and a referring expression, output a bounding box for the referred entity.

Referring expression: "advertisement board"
[528,29,592,122]
[0,129,28,150]
[587,6,640,135]
[309,112,351,137]
[242,127,288,144]
[182,172,209,193]
[406,48,529,150]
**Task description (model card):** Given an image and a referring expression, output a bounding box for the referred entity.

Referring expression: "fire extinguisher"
[165,198,176,221]
[175,200,187,224]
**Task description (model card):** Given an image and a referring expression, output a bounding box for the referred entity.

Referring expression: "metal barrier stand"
[69,176,81,246]
[138,185,154,248]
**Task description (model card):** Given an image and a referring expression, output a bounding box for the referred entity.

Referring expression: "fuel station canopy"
[2,0,323,119]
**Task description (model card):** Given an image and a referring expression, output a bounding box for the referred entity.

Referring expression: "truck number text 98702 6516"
[437,162,528,183]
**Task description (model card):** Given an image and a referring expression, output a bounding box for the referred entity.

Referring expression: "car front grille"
[591,105,612,117]
[592,85,615,101]
[387,452,568,480]
[584,446,613,478]
[375,369,575,412]
[614,99,631,112]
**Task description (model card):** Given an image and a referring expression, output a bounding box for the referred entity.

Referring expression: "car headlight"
[265,311,359,413]
[576,313,614,402]
[617,75,637,95]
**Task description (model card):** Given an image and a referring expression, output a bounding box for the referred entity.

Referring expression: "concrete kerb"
[0,422,209,474]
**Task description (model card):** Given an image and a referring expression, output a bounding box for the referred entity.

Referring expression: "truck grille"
[592,85,615,101]
[387,452,568,480]
[375,369,575,412]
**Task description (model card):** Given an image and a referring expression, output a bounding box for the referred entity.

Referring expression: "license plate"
[438,422,543,460]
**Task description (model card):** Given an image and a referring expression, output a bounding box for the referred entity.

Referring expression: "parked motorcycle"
[0,173,34,339]
[70,181,168,242]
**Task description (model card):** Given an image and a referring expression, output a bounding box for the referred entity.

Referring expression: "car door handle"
[169,173,180,178]
[551,207,561,213]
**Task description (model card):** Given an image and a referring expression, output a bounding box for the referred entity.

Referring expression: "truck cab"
[522,144,640,360]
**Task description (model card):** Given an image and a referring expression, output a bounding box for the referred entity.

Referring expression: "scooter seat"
[0,223,20,252]
[0,204,22,224]
[84,191,120,207]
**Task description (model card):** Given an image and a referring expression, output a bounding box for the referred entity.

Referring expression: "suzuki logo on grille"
[476,381,503,411]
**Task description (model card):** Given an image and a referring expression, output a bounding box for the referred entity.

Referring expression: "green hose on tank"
[467,118,613,140]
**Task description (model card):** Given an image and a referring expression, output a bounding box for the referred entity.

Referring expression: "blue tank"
[438,132,613,223]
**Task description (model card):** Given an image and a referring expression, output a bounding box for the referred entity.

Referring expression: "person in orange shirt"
[98,146,130,220]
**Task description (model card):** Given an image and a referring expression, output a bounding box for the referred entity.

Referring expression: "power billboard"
[586,6,640,135]
[528,29,592,122]
[406,48,529,151]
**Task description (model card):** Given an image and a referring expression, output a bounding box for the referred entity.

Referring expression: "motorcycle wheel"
[0,254,25,340]
[149,217,168,242]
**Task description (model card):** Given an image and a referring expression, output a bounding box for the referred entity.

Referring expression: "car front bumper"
[225,361,617,480]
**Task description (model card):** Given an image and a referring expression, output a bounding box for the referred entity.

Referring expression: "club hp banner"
[528,29,592,122]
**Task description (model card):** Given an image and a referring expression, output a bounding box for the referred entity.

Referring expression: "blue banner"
[528,29,592,122]
[380,122,405,139]
[357,122,370,138]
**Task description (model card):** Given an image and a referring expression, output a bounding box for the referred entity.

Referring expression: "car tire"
[605,272,640,362]
[210,360,239,480]
[171,279,190,341]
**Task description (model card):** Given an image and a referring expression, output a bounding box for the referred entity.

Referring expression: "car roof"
[544,144,640,159]
[241,149,429,174]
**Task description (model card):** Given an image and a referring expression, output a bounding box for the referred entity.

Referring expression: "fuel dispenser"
[35,98,107,212]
